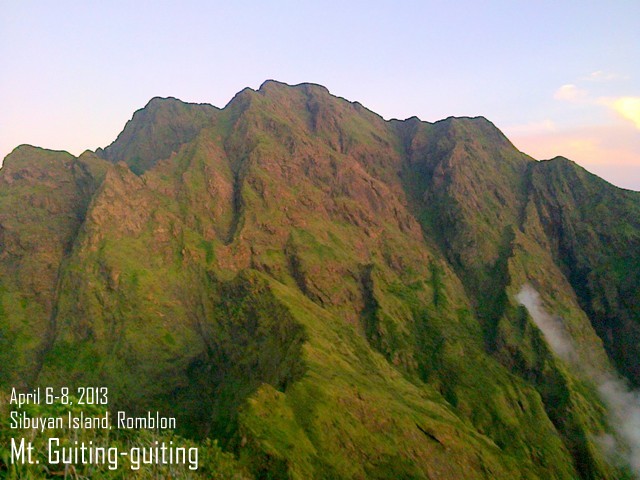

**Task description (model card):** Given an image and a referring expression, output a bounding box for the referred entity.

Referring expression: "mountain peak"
[145,95,184,106]
[1,144,74,175]
[97,95,219,174]
[143,95,217,110]
[258,79,331,96]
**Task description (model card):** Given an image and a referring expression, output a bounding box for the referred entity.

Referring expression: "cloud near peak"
[553,79,640,131]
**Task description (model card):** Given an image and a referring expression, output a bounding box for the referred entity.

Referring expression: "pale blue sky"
[2,1,639,188]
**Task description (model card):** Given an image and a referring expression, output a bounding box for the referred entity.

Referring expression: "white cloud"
[584,70,629,82]
[611,97,640,130]
[554,84,589,102]
[597,96,640,130]
[552,79,640,130]
[516,286,576,361]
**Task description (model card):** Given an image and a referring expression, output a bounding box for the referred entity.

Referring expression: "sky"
[1,1,639,190]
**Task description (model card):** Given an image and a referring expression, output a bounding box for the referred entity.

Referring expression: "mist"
[517,285,640,477]
[516,285,576,363]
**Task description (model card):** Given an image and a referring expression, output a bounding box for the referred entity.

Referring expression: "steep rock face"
[97,97,220,174]
[528,157,640,384]
[396,116,532,346]
[0,146,107,384]
[2,82,639,479]
[397,118,620,479]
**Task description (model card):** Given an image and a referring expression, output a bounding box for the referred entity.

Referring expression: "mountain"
[1,80,639,479]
